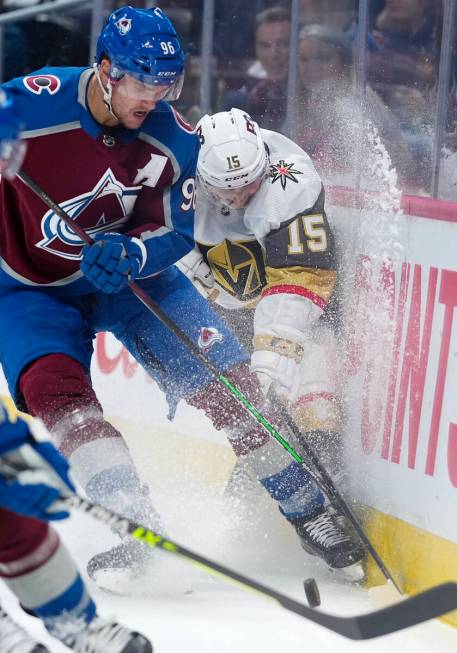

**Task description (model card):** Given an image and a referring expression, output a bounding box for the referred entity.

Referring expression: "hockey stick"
[0,463,453,642]
[16,169,397,591]
[65,495,457,639]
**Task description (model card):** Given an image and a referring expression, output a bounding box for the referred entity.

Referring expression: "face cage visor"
[109,64,184,102]
[199,162,268,208]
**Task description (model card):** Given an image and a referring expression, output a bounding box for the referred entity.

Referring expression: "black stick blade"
[355,582,457,639]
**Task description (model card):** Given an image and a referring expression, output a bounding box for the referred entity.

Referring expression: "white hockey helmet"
[196,108,268,191]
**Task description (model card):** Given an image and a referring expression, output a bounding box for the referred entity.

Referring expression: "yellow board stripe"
[364,508,457,627]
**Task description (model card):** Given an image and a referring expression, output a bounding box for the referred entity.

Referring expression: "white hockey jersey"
[178,128,342,429]
[190,129,337,313]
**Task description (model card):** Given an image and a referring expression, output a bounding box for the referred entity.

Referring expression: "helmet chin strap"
[93,63,119,123]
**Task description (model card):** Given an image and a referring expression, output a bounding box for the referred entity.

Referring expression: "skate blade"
[329,562,366,584]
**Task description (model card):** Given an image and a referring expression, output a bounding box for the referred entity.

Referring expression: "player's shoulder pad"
[142,102,197,138]
[140,101,199,170]
[246,129,323,233]
[3,67,86,131]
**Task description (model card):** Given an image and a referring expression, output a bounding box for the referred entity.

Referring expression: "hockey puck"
[304,577,321,608]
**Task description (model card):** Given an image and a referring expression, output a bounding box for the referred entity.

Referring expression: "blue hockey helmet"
[96,5,185,101]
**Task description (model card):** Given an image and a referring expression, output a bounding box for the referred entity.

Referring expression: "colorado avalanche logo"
[37,169,141,260]
[115,16,132,35]
[23,75,61,95]
[197,327,224,354]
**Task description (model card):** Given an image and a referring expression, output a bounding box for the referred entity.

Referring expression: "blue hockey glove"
[80,232,146,293]
[0,404,75,521]
[0,89,26,180]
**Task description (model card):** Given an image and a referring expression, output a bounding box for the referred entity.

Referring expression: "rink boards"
[1,186,457,623]
[327,187,457,624]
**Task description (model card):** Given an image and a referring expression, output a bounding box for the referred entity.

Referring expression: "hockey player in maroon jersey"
[0,399,152,653]
[0,5,363,590]
[0,4,204,589]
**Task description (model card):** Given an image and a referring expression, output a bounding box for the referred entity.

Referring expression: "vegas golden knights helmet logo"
[206,239,266,302]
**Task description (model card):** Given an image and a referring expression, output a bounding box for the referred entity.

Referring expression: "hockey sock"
[188,362,325,520]
[52,407,162,530]
[20,354,160,529]
[0,520,96,641]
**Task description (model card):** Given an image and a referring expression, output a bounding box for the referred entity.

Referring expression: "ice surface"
[2,479,457,653]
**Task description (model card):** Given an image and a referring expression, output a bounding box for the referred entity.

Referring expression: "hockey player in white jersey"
[178,108,364,575]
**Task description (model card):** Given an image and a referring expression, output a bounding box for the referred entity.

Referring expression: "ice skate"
[56,615,152,653]
[87,538,155,595]
[0,605,49,653]
[290,506,365,581]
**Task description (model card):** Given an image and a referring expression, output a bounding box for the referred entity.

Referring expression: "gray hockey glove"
[176,247,219,300]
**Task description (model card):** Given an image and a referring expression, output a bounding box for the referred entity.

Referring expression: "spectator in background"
[24,14,89,69]
[296,23,415,189]
[300,0,356,31]
[370,0,437,88]
[299,0,384,74]
[368,0,439,189]
[222,6,290,131]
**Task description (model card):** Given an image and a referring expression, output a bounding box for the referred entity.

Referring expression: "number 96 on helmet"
[96,5,185,102]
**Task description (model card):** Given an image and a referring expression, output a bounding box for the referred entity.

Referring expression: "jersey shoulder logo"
[23,75,61,95]
[206,239,265,302]
[172,107,196,134]
[269,159,303,190]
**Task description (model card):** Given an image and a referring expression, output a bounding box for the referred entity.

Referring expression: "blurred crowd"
[213,0,449,195]
[1,0,456,198]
